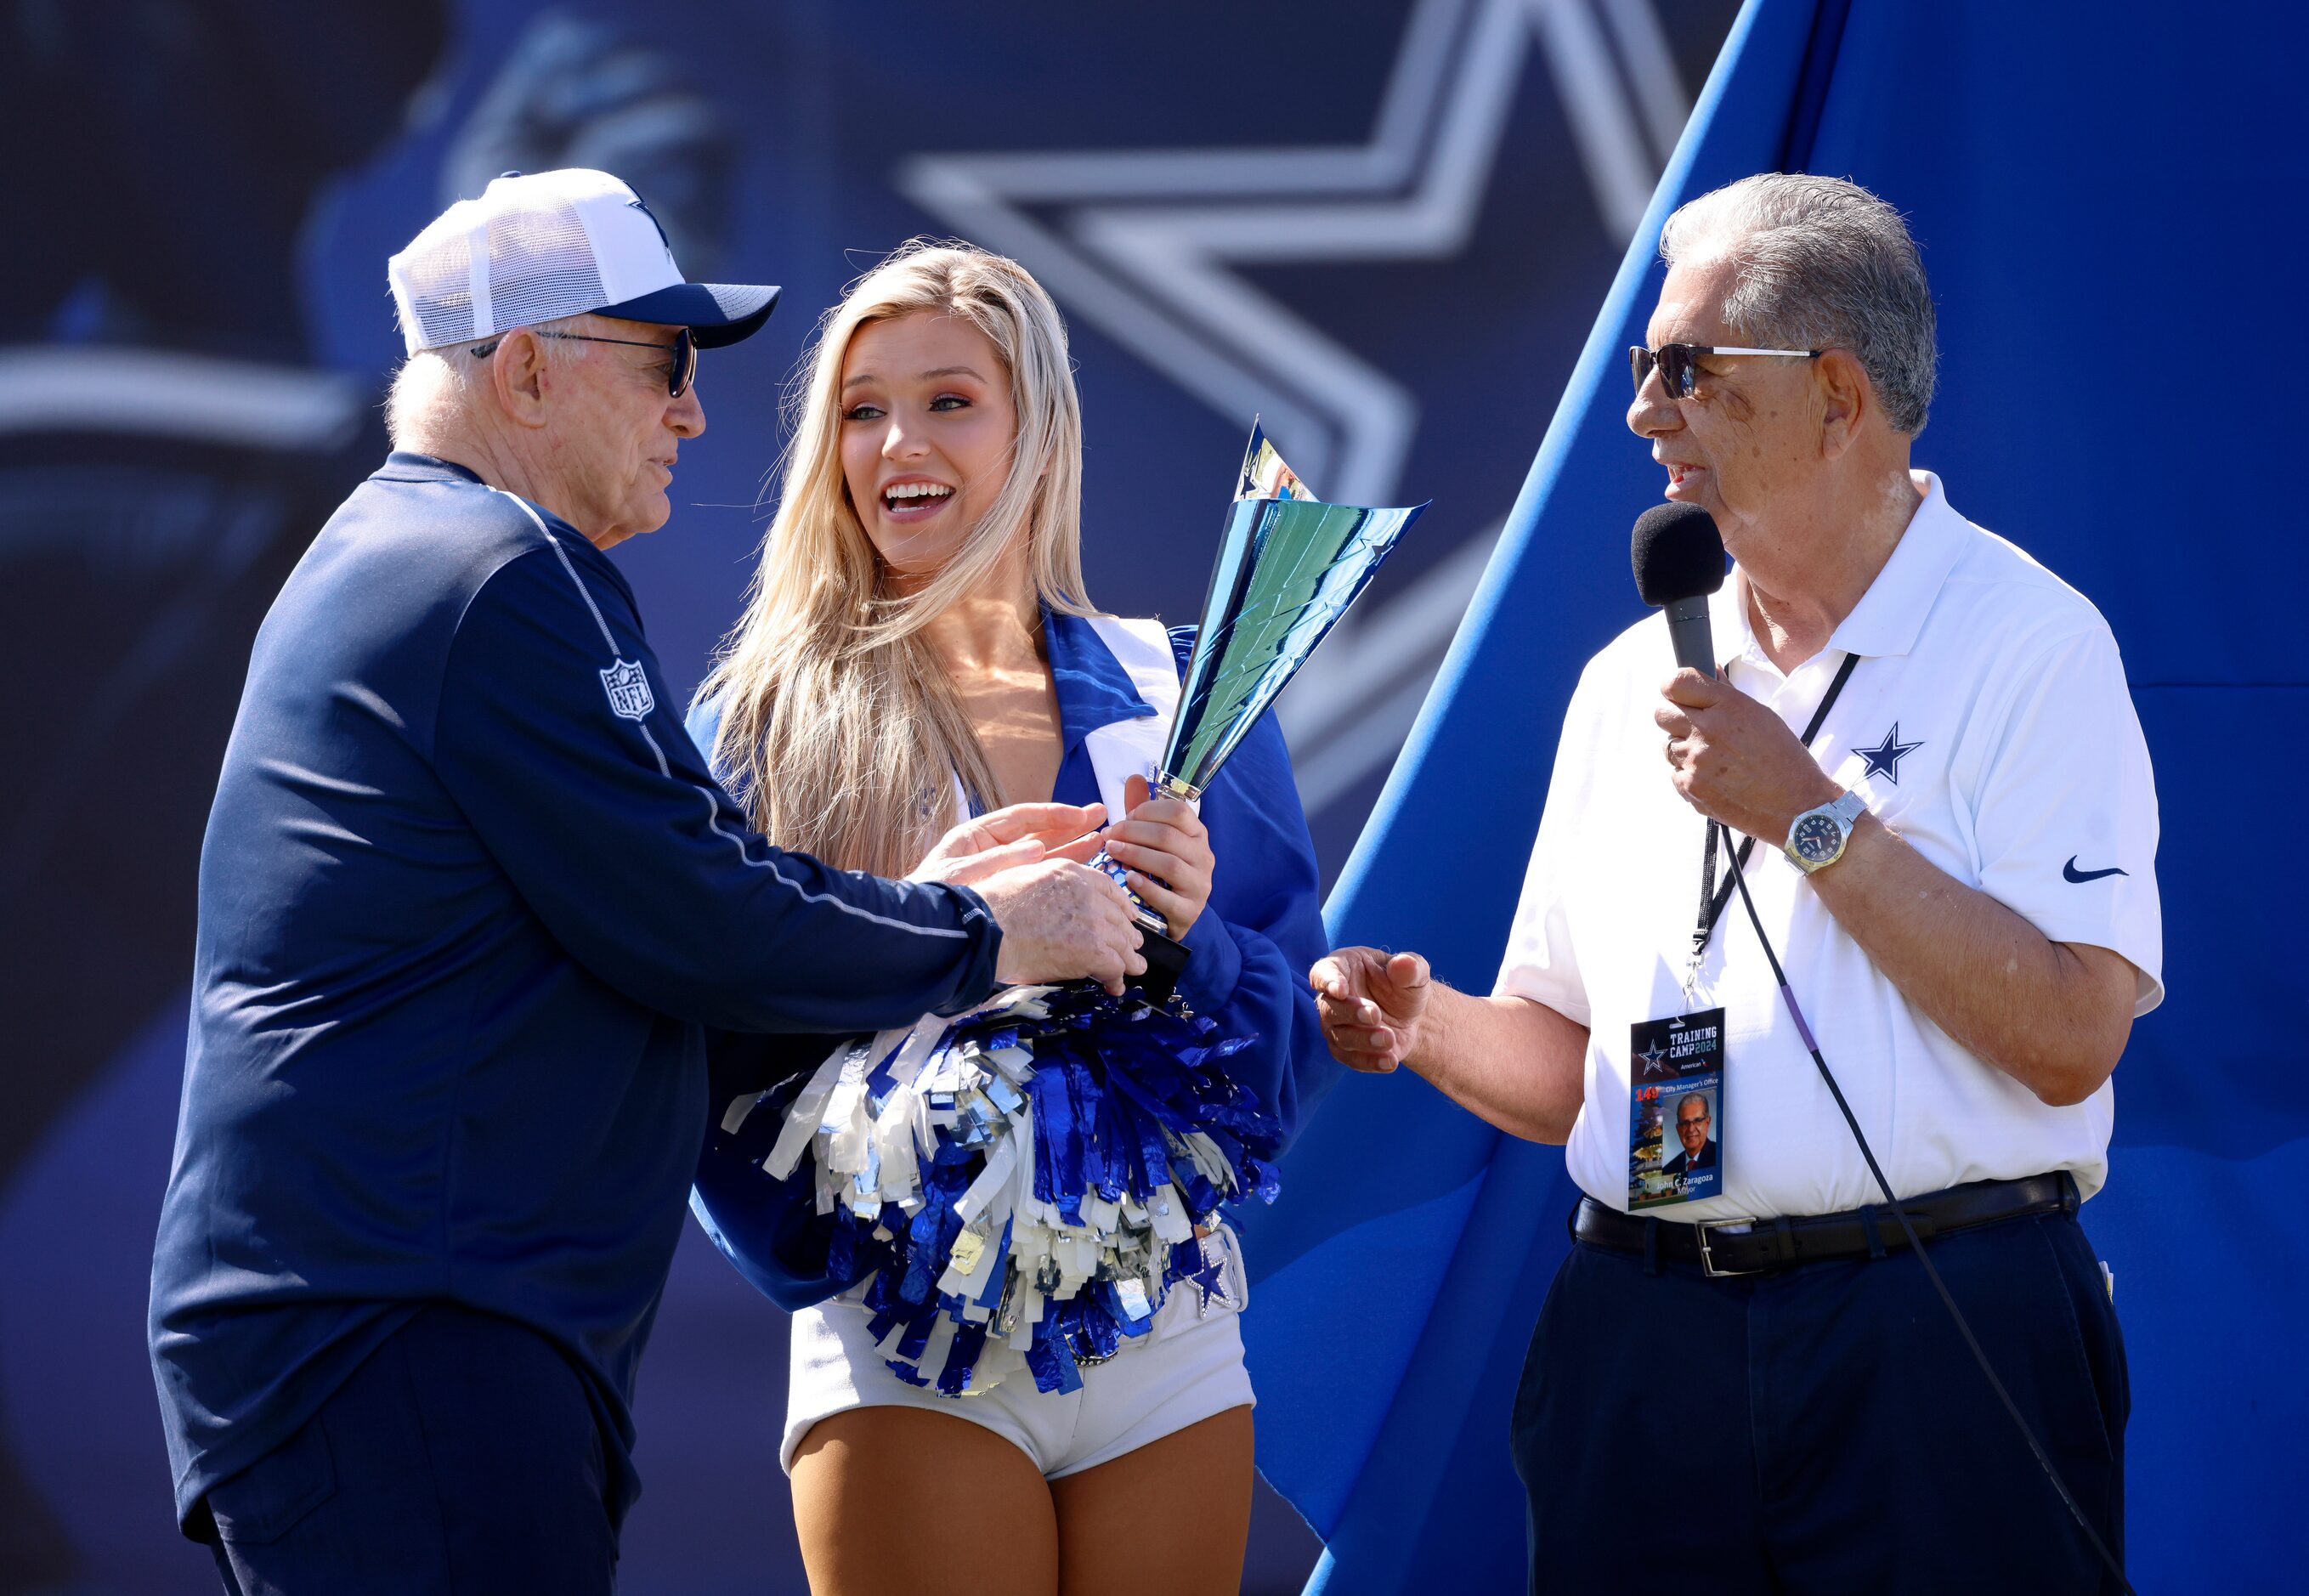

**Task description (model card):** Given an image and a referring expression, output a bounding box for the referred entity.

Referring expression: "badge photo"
[1628,1008,1724,1210]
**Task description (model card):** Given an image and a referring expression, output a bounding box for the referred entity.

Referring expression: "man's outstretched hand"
[1311,947,1433,1072]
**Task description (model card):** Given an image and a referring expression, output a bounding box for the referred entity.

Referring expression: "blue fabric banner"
[1242,2,2309,1590]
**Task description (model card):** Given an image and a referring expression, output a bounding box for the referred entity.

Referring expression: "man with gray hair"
[150,168,1142,1593]
[1316,173,2158,1588]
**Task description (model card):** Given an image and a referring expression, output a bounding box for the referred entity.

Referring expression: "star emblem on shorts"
[1853,722,1924,784]
[1185,1234,1237,1316]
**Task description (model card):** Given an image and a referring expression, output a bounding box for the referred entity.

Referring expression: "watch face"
[1791,814,1842,863]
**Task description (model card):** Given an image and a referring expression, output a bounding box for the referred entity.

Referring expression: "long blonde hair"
[696,240,1099,875]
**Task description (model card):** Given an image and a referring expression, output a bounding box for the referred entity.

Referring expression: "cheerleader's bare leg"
[788,1402,1252,1596]
[782,1226,1259,1595]
[1050,1404,1254,1595]
[790,1406,1060,1595]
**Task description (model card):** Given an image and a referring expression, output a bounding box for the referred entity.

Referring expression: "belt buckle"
[1695,1220,1765,1278]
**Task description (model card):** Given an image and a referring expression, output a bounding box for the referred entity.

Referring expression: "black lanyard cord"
[1715,826,2136,1594]
[1692,650,1861,966]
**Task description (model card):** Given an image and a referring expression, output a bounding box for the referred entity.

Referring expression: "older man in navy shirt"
[150,169,1143,1594]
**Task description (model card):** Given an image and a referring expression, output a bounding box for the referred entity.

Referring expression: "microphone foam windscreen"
[1631,501,1728,607]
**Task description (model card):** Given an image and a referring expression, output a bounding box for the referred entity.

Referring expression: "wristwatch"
[1785,790,1867,874]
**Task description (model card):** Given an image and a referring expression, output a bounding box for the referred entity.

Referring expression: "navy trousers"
[1512,1205,2126,1594]
[204,1305,618,1596]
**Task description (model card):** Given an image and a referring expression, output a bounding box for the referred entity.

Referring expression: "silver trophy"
[1112,422,1429,997]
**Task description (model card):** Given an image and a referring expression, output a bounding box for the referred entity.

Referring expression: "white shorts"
[782,1227,1254,1479]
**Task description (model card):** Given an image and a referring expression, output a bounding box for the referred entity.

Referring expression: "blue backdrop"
[1241,2,2309,1591]
[0,2,1737,1591]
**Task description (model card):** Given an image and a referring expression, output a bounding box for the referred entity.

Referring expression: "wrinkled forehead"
[1646,252,1740,346]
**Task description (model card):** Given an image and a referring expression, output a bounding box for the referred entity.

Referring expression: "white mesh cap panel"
[390,173,625,354]
[395,229,476,350]
[483,201,606,335]
[388,168,732,355]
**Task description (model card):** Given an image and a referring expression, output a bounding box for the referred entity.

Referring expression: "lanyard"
[1689,650,1860,974]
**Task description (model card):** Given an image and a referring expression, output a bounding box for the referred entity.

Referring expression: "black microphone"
[1631,501,1727,673]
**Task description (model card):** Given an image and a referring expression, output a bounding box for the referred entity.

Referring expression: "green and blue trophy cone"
[1102,422,1429,1000]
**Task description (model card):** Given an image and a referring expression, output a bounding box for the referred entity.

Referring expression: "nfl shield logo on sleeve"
[600,658,655,721]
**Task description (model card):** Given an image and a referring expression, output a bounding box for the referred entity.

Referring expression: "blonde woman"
[687,241,1333,1594]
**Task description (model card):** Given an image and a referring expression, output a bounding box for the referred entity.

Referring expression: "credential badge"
[600,658,655,721]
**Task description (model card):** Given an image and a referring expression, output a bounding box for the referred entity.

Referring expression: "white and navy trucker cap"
[387,167,778,356]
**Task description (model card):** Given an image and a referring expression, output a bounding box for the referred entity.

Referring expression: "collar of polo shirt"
[1710,473,1971,676]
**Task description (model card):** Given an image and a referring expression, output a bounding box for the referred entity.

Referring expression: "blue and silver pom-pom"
[721,983,1278,1398]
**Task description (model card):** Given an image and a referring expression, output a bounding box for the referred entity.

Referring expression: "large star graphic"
[1853,722,1925,784]
[895,0,1694,816]
[897,0,1686,504]
[1635,1040,1670,1078]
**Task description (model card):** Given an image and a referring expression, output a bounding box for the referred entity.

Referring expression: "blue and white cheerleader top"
[688,612,1338,1399]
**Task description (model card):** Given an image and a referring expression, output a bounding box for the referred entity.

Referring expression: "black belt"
[1570,1172,2079,1278]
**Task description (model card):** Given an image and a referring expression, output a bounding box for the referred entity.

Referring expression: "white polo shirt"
[1495,473,2162,1220]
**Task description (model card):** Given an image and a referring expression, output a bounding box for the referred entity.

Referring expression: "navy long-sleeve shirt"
[150,453,1003,1535]
[687,610,1338,1309]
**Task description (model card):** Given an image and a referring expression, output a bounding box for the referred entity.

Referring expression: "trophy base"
[1135,920,1191,1005]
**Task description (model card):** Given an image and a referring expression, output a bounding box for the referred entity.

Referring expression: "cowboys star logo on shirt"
[600,658,655,721]
[1853,722,1925,783]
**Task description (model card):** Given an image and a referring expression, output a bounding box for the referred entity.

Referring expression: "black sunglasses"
[1629,342,1821,399]
[469,325,697,398]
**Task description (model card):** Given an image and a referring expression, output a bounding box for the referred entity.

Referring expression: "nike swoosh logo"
[2063,856,2128,884]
